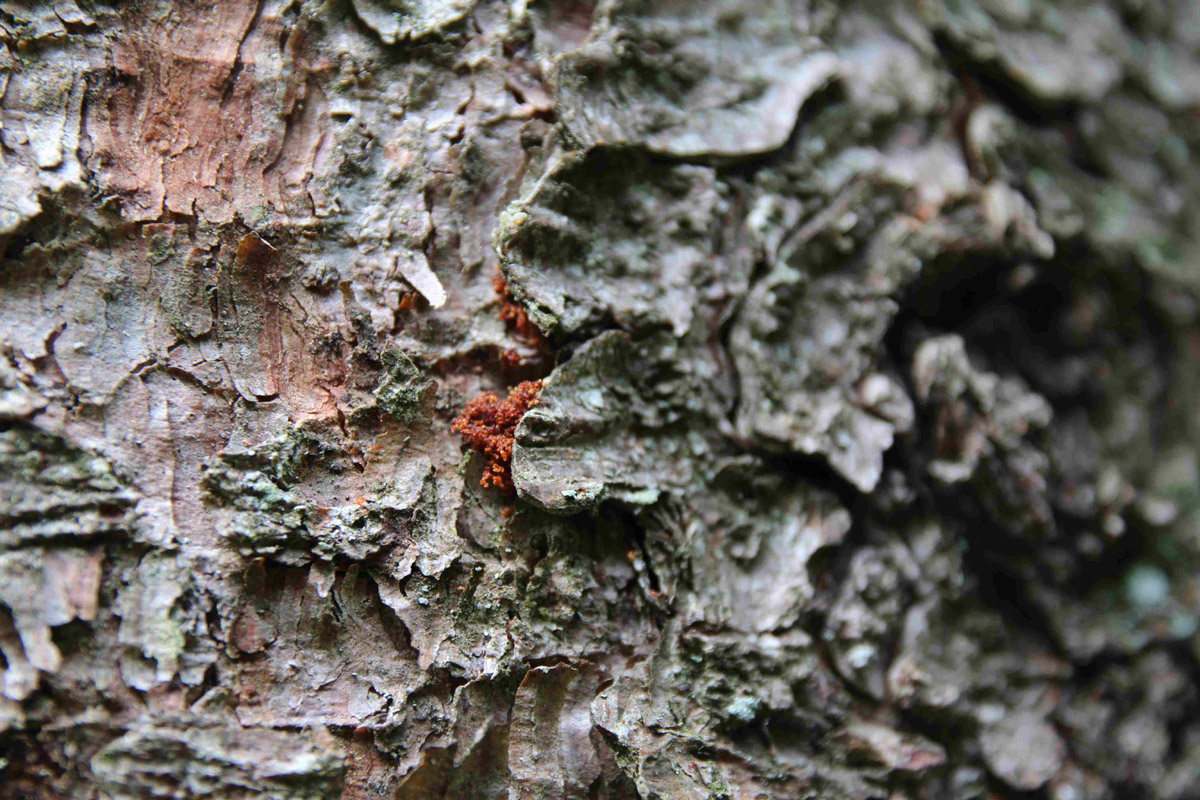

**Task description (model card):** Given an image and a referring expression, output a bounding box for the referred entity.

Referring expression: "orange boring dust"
[494,270,548,349]
[451,380,543,494]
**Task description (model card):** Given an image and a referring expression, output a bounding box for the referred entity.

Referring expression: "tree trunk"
[3,1,1200,798]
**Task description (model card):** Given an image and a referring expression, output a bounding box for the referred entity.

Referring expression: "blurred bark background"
[2,1,1200,798]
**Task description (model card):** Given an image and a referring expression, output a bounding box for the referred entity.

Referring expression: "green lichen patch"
[373,348,433,424]
[202,424,438,565]
[0,425,135,548]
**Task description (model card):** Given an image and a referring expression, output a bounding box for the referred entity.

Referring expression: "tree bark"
[2,1,1200,798]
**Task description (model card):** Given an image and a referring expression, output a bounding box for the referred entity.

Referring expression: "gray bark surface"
[2,1,1200,798]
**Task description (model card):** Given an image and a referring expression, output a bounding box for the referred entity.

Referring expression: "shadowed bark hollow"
[2,1,1200,798]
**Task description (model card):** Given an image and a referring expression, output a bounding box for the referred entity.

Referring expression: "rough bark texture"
[2,1,1200,798]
